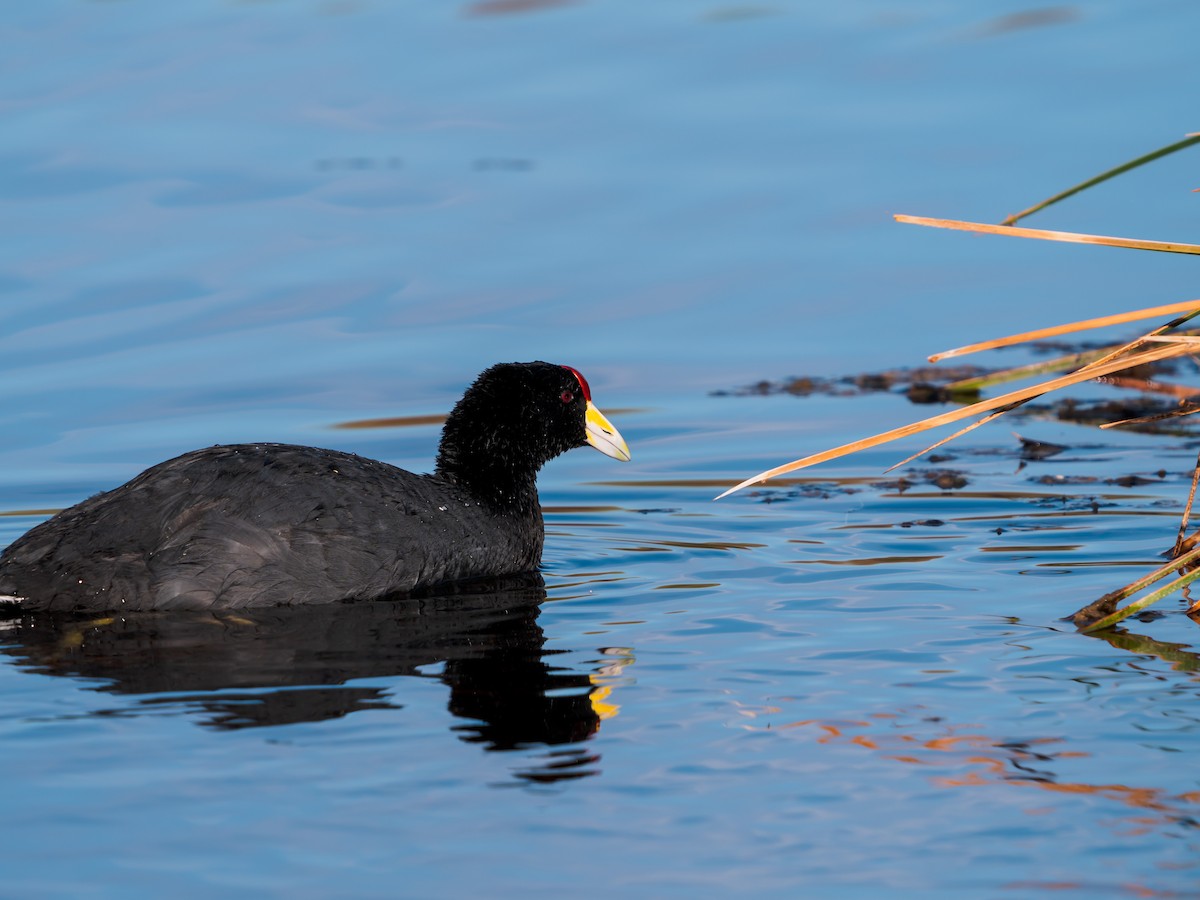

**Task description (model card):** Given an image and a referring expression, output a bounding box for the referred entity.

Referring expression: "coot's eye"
[561,390,574,404]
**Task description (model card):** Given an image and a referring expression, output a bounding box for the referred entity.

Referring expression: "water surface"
[4,2,1200,896]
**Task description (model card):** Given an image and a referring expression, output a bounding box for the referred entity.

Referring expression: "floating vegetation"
[726,358,1200,436]
[713,365,989,401]
[720,132,1200,630]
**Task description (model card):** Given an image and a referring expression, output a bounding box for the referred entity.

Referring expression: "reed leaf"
[999,133,1200,226]
[1071,542,1200,631]
[944,350,1112,392]
[1079,567,1200,633]
[1079,542,1200,611]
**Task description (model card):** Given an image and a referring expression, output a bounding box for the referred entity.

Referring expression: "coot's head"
[435,362,630,505]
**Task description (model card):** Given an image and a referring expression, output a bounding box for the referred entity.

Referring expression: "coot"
[0,362,630,611]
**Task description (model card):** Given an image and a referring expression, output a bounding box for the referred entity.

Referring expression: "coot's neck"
[434,433,543,515]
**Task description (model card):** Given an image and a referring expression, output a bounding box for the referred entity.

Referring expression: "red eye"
[560,365,592,401]
[561,390,574,404]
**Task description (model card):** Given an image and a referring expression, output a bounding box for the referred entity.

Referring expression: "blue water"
[5,1,1200,896]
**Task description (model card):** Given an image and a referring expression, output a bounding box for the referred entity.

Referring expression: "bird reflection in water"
[0,574,626,784]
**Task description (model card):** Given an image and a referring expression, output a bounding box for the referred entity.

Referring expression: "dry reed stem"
[895,215,1200,256]
[1142,335,1200,345]
[1099,404,1200,430]
[895,135,1200,626]
[1175,449,1200,557]
[897,315,1199,473]
[930,299,1200,362]
[726,308,1197,493]
[883,404,1019,473]
[715,342,1185,499]
[945,328,1200,392]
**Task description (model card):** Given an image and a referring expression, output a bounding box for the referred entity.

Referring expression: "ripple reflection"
[0,576,625,784]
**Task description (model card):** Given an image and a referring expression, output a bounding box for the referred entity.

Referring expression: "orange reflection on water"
[742,709,1200,845]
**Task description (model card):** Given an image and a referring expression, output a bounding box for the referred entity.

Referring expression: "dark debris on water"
[713,365,988,403]
[873,469,969,492]
[722,351,1200,435]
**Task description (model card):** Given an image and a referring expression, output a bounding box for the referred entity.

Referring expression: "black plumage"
[0,361,629,612]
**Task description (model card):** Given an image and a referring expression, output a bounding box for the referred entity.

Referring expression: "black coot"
[0,361,630,612]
